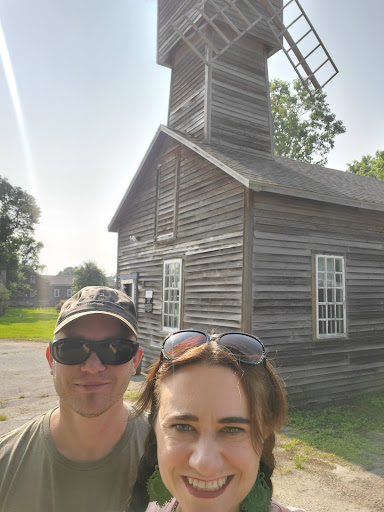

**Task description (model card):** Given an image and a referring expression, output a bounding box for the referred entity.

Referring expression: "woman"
[129,330,306,512]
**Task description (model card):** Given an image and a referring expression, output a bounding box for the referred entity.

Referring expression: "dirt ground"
[1,339,383,512]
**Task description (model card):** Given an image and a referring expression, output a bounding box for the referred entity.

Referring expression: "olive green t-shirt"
[0,408,148,512]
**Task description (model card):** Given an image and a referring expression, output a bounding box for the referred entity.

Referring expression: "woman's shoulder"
[270,498,307,512]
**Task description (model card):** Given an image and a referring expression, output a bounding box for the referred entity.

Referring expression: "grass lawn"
[284,391,384,471]
[0,307,59,341]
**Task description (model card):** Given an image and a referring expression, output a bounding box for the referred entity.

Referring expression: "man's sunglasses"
[49,338,139,366]
[161,330,265,366]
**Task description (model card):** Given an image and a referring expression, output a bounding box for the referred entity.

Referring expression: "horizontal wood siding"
[251,192,384,405]
[158,0,283,65]
[210,35,273,155]
[117,138,244,368]
[168,40,206,140]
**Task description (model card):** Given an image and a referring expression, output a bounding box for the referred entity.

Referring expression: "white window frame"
[67,288,73,298]
[162,259,182,333]
[54,289,60,298]
[315,255,346,338]
[30,275,35,284]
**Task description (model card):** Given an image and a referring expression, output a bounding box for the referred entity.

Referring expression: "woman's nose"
[189,437,223,476]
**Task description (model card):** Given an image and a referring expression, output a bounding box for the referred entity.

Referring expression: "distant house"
[108,0,384,405]
[42,275,75,306]
[10,271,74,307]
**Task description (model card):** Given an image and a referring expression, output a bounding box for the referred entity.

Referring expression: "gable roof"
[109,125,384,231]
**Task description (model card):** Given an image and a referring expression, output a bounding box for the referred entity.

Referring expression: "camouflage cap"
[54,286,137,337]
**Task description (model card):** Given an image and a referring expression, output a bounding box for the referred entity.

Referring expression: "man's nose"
[80,351,106,373]
[189,437,223,476]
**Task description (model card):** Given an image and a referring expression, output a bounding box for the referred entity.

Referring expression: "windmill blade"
[259,0,338,95]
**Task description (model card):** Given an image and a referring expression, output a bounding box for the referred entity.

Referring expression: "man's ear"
[46,346,54,374]
[131,346,143,375]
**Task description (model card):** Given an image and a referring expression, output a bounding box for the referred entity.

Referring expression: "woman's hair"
[128,341,287,512]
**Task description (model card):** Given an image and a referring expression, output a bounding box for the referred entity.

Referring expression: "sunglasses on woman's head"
[161,330,266,365]
[49,338,139,366]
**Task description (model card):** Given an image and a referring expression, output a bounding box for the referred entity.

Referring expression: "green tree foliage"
[72,260,109,293]
[0,176,43,297]
[58,266,77,275]
[346,150,384,182]
[270,78,346,165]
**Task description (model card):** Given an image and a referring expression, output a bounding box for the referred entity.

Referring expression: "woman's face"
[155,363,261,512]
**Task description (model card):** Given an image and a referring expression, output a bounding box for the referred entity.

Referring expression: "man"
[0,286,148,512]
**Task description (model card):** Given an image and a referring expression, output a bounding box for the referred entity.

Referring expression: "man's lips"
[75,382,109,391]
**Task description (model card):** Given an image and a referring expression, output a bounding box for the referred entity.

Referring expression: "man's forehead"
[56,313,134,338]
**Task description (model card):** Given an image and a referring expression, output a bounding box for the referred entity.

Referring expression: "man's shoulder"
[0,410,50,456]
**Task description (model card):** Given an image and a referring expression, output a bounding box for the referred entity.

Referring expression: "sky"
[0,0,383,277]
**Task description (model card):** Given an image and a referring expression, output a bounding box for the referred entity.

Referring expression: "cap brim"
[54,310,137,338]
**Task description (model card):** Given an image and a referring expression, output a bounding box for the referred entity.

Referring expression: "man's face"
[46,314,142,418]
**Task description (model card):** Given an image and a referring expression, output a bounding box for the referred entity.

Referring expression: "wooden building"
[109,0,384,404]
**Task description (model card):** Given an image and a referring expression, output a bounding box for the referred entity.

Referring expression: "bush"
[0,286,10,316]
[55,299,66,311]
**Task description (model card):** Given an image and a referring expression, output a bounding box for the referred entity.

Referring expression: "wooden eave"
[109,125,384,232]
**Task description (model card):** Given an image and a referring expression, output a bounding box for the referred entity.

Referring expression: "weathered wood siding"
[168,40,206,139]
[251,192,384,405]
[158,0,283,66]
[117,137,245,368]
[210,35,273,155]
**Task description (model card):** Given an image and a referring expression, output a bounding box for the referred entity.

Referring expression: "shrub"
[55,299,66,311]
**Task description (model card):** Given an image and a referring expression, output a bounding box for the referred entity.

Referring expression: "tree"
[58,266,77,275]
[72,261,109,293]
[0,176,43,297]
[346,150,384,182]
[270,78,346,165]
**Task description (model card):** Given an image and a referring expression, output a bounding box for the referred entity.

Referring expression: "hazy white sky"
[0,0,383,276]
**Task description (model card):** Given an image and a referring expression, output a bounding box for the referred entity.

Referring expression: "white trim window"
[163,259,182,332]
[67,288,73,298]
[316,255,346,338]
[54,289,60,298]
[30,275,36,284]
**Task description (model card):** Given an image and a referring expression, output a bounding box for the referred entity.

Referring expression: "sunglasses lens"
[96,340,139,365]
[50,339,139,365]
[51,339,90,365]
[162,331,207,359]
[218,333,265,365]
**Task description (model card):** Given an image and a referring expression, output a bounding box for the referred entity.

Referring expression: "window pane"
[336,273,342,285]
[336,289,343,302]
[327,259,334,272]
[318,257,325,271]
[327,288,334,302]
[318,288,325,302]
[319,321,326,334]
[335,259,342,272]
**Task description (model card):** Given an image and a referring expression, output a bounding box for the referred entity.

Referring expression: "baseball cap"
[54,286,137,337]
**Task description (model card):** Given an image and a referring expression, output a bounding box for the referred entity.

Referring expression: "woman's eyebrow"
[167,413,198,422]
[218,417,251,424]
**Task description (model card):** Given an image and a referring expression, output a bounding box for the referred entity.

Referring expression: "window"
[30,275,35,284]
[155,149,180,241]
[163,259,182,332]
[67,288,73,298]
[121,273,138,310]
[315,255,346,338]
[54,289,60,298]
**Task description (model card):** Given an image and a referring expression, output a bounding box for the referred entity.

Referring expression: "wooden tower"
[157,0,338,157]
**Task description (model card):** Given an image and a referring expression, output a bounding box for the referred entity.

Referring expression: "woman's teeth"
[187,477,228,491]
